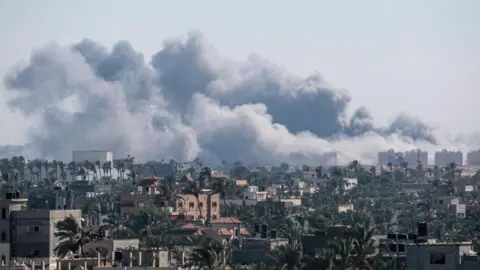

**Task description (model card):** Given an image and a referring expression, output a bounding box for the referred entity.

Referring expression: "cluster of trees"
[1,155,480,269]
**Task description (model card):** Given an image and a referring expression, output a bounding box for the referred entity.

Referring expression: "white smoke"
[2,31,475,165]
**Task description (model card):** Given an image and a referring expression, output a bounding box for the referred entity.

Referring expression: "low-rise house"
[406,242,474,270]
[338,204,354,213]
[242,186,267,201]
[235,179,248,186]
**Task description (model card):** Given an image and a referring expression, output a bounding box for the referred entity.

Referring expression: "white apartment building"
[434,150,463,166]
[378,149,403,166]
[466,150,480,166]
[404,149,429,167]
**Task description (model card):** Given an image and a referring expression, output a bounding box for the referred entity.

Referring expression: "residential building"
[302,171,317,181]
[120,176,220,221]
[28,187,74,210]
[231,237,288,265]
[378,149,403,166]
[406,242,473,270]
[434,150,463,166]
[120,176,162,215]
[404,149,428,167]
[338,204,354,213]
[235,179,248,186]
[466,150,480,166]
[242,186,267,201]
[119,194,156,215]
[400,183,432,195]
[175,192,220,221]
[11,209,82,267]
[0,191,82,270]
[209,217,242,231]
[302,225,351,255]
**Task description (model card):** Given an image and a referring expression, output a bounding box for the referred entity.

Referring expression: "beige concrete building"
[11,209,81,269]
[175,192,220,221]
[0,192,81,269]
[120,177,221,221]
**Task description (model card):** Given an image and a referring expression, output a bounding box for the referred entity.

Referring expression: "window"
[430,252,446,264]
[1,209,5,219]
[212,215,218,220]
[0,232,5,241]
[26,249,40,257]
[178,202,183,208]
[245,196,249,200]
[212,202,218,208]
[189,202,194,209]
[199,202,203,208]
[1,255,5,264]
[28,226,40,233]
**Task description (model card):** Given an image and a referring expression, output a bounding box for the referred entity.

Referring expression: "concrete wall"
[406,243,472,270]
[0,243,10,265]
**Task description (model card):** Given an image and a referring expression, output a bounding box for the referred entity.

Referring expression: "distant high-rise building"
[404,149,428,167]
[467,150,480,166]
[434,150,463,166]
[378,149,403,166]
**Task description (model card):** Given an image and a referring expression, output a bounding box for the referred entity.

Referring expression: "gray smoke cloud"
[2,31,455,165]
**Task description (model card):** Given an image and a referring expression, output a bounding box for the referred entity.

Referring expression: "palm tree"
[303,248,336,270]
[270,240,303,270]
[101,213,135,239]
[351,218,376,267]
[199,167,212,188]
[54,215,96,258]
[189,239,230,269]
[154,175,183,207]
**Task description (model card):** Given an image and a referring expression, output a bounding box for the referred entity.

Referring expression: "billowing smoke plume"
[2,31,456,165]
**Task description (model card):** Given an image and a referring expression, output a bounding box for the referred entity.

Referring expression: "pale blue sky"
[0,0,479,144]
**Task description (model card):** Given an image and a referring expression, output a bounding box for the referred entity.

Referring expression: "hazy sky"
[0,0,479,145]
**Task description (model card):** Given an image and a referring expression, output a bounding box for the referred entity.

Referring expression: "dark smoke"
[3,31,440,165]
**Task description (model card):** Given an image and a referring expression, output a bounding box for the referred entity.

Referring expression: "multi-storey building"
[176,193,220,221]
[378,149,403,166]
[120,176,220,221]
[434,150,463,167]
[466,150,480,166]
[404,149,428,167]
[0,191,81,269]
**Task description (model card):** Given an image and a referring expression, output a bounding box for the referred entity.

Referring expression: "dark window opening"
[430,252,446,264]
